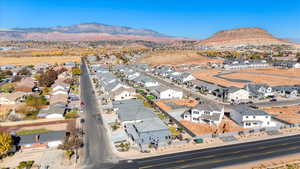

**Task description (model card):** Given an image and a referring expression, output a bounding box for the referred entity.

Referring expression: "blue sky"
[0,0,299,39]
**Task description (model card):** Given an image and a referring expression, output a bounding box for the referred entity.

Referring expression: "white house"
[51,90,68,95]
[110,87,136,101]
[230,106,276,128]
[183,102,224,126]
[0,97,15,105]
[152,87,183,99]
[227,86,249,103]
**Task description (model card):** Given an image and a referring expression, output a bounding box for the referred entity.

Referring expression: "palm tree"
[0,132,13,155]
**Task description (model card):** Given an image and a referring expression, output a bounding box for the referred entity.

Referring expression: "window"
[265,116,268,118]
[246,123,251,126]
[246,116,249,118]
[253,116,256,119]
[193,111,199,114]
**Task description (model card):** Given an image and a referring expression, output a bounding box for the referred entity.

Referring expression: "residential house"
[273,61,300,68]
[15,77,36,93]
[110,87,136,101]
[17,131,66,149]
[226,86,249,103]
[113,99,171,150]
[151,86,183,100]
[223,60,269,70]
[272,86,299,97]
[0,92,26,105]
[244,83,274,99]
[38,104,66,119]
[183,102,224,126]
[173,72,196,84]
[230,106,276,128]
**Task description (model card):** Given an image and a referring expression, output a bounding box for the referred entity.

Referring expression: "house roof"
[194,102,222,112]
[18,131,66,145]
[133,117,170,133]
[232,106,269,116]
[113,99,156,122]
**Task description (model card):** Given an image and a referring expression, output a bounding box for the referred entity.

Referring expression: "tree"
[24,95,48,110]
[38,69,58,87]
[0,83,15,93]
[71,67,81,76]
[17,68,31,76]
[0,132,13,154]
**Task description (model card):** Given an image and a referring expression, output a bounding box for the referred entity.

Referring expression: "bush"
[17,160,34,169]
[65,150,74,160]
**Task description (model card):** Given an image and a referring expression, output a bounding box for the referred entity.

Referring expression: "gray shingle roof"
[113,99,156,122]
[18,131,66,145]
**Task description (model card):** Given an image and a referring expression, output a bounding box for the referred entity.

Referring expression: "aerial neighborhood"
[1,5,300,168]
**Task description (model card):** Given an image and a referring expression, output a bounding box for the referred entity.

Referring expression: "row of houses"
[113,99,172,150]
[223,60,270,70]
[91,64,173,151]
[38,72,80,119]
[114,65,184,100]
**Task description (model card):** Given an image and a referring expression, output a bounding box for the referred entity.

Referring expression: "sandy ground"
[155,98,199,111]
[263,106,300,124]
[221,153,300,169]
[138,50,223,66]
[0,56,81,65]
[0,148,75,169]
[191,68,300,88]
[179,116,244,135]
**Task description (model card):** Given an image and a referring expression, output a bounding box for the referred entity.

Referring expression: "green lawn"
[17,129,52,135]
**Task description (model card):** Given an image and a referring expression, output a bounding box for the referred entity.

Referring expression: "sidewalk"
[116,127,300,160]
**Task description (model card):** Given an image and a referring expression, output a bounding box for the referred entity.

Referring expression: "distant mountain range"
[195,27,300,48]
[0,23,188,42]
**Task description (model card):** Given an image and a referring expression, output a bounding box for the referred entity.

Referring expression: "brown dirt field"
[155,98,199,111]
[192,68,300,88]
[0,56,81,65]
[222,72,300,87]
[138,50,223,66]
[263,106,300,124]
[239,68,300,77]
[192,69,246,88]
[180,116,243,135]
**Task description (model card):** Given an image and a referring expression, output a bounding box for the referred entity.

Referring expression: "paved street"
[254,98,300,107]
[113,134,300,169]
[80,59,118,169]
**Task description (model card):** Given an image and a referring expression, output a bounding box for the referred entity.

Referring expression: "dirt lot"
[191,68,300,88]
[180,116,243,135]
[0,56,81,65]
[155,98,199,111]
[263,106,300,124]
[138,50,223,66]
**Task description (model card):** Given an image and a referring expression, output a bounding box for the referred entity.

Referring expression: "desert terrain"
[138,50,223,65]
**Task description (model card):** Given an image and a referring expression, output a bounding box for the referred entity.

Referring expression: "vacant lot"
[180,116,243,135]
[0,56,81,65]
[192,68,300,88]
[263,106,300,124]
[138,50,223,65]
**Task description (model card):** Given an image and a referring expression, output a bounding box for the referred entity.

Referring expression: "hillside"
[0,23,187,42]
[196,27,298,48]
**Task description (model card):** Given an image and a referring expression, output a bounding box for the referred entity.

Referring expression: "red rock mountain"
[196,27,297,47]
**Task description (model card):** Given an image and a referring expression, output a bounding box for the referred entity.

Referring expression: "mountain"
[195,27,298,48]
[287,38,300,44]
[0,23,187,42]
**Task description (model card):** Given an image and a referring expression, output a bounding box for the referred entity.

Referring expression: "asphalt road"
[113,134,300,169]
[254,98,300,107]
[80,59,118,169]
